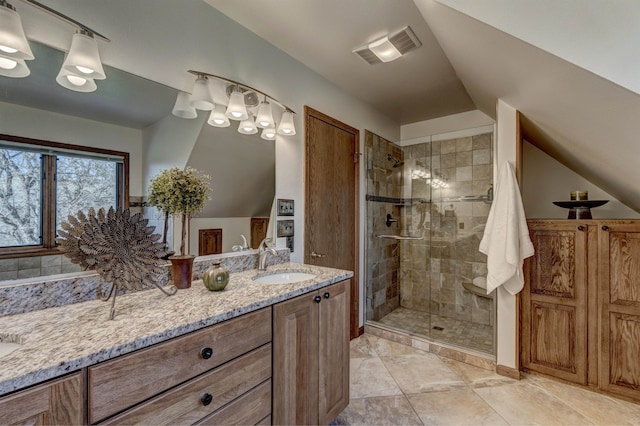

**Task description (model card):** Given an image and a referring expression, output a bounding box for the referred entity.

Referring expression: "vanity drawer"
[99,344,271,425]
[195,379,272,426]
[88,307,271,423]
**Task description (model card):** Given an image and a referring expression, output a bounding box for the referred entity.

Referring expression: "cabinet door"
[318,281,350,425]
[273,290,319,425]
[521,221,589,384]
[599,222,640,401]
[0,372,84,426]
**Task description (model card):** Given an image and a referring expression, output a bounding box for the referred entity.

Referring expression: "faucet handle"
[240,234,249,249]
[259,237,273,249]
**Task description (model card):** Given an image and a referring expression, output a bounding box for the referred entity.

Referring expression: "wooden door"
[318,281,350,425]
[599,221,640,401]
[0,372,84,425]
[521,220,589,385]
[305,106,359,338]
[272,291,319,425]
[198,228,222,255]
[250,217,269,249]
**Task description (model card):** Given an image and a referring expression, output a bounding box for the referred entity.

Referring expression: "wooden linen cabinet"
[521,220,640,402]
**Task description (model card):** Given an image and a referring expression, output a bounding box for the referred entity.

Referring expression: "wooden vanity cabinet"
[272,280,350,425]
[521,220,640,402]
[88,307,272,424]
[0,372,84,425]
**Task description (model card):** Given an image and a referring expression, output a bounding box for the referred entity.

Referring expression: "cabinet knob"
[200,347,213,359]
[200,392,213,406]
[324,292,330,299]
[577,225,585,231]
[314,295,322,303]
[602,225,609,231]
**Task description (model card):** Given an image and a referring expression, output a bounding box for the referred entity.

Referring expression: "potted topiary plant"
[148,167,211,289]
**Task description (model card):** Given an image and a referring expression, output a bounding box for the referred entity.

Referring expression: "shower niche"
[365,129,495,355]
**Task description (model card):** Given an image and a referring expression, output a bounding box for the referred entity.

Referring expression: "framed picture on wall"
[277,220,294,237]
[277,199,294,216]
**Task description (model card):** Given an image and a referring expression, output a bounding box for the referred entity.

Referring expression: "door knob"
[310,251,325,258]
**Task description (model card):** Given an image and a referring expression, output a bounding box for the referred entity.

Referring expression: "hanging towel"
[479,161,534,295]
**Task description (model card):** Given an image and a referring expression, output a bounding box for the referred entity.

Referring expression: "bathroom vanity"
[0,262,352,425]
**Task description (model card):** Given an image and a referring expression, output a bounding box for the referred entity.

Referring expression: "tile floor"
[378,307,494,354]
[335,334,640,425]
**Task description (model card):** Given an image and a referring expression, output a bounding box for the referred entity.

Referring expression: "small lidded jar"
[570,190,588,201]
[202,262,229,291]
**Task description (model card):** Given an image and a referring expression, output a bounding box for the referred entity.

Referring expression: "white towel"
[479,161,534,295]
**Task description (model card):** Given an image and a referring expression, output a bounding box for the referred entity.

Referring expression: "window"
[0,135,128,257]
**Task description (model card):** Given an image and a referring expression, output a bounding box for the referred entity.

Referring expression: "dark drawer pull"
[200,347,213,359]
[201,392,213,406]
[314,295,322,303]
[323,292,330,299]
[602,225,609,231]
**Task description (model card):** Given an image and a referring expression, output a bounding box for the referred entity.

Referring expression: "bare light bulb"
[66,74,87,86]
[0,56,17,70]
[0,45,17,54]
[75,65,94,74]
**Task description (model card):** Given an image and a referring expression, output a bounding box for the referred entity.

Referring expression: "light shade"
[0,3,33,60]
[225,88,249,121]
[238,115,258,134]
[208,78,229,106]
[172,91,197,119]
[260,126,277,141]
[61,31,106,80]
[368,36,401,63]
[56,67,97,92]
[207,104,230,127]
[190,76,214,110]
[277,111,296,136]
[0,55,29,77]
[255,100,275,128]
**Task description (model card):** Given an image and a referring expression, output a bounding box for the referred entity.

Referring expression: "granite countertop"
[0,263,353,396]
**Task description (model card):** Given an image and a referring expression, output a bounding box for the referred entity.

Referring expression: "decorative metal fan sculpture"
[57,207,177,319]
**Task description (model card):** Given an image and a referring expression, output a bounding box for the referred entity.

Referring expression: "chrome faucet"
[258,238,277,270]
[231,234,250,252]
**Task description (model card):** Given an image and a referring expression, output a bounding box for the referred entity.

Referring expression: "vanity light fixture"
[0,0,33,77]
[0,0,109,91]
[173,70,297,140]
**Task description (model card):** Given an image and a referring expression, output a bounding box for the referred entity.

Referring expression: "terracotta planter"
[169,255,195,289]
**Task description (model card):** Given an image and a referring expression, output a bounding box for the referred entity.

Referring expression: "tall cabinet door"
[599,222,640,400]
[521,221,589,384]
[318,280,350,425]
[272,291,319,426]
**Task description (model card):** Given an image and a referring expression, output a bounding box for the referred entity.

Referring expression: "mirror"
[0,41,275,284]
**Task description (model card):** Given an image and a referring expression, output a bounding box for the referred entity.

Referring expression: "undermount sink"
[0,334,22,358]
[253,271,318,285]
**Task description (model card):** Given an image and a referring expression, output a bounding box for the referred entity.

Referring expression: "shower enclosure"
[365,129,495,355]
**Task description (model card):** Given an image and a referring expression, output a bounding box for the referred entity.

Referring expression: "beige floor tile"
[441,357,516,388]
[369,334,430,357]
[350,357,403,399]
[381,353,466,394]
[408,388,508,425]
[335,395,423,426]
[529,375,640,425]
[350,334,378,359]
[474,381,593,425]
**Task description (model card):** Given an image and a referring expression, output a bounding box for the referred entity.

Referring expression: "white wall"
[495,99,518,369]
[0,101,144,195]
[436,0,640,97]
[523,142,640,219]
[189,218,251,255]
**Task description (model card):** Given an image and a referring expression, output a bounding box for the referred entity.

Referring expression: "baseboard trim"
[496,364,522,380]
[358,326,364,336]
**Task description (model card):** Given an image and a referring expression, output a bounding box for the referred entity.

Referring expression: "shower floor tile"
[377,307,494,354]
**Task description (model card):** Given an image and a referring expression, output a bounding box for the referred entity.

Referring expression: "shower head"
[387,154,404,168]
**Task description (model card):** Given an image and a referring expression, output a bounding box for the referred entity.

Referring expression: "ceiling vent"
[353,26,422,65]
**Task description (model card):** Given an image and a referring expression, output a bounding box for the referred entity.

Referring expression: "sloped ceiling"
[414,0,640,213]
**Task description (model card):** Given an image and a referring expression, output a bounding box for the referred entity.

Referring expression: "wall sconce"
[0,0,109,92]
[173,70,296,140]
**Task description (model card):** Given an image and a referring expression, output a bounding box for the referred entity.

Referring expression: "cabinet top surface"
[0,263,352,396]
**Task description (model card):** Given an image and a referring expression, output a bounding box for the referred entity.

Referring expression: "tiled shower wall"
[400,133,494,327]
[366,130,494,331]
[365,132,403,321]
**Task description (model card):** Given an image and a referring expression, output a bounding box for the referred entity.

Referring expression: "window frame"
[0,134,129,259]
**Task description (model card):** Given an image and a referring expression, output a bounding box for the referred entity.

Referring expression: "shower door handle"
[310,251,325,258]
